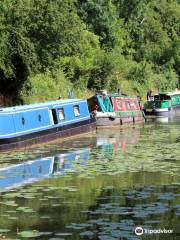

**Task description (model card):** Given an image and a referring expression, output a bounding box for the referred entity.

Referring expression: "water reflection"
[146,115,180,124]
[0,125,179,240]
[96,128,140,154]
[0,128,141,192]
[0,149,90,191]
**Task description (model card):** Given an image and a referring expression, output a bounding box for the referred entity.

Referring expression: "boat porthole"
[38,114,42,122]
[21,117,25,125]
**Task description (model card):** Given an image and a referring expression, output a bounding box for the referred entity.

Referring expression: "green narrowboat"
[88,90,144,126]
[144,90,180,117]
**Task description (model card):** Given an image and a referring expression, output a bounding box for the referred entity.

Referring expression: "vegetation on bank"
[0,0,179,105]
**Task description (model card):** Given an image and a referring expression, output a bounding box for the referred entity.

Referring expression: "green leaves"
[0,0,179,104]
[77,0,119,48]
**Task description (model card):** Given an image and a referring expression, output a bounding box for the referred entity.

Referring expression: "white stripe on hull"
[146,108,169,112]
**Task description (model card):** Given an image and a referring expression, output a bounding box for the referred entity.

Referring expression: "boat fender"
[91,111,96,118]
[91,111,98,121]
[120,118,123,125]
[109,115,116,121]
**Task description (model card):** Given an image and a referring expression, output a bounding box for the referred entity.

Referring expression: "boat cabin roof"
[0,99,83,113]
[152,91,180,101]
[166,91,180,96]
[159,90,180,96]
[110,93,129,98]
[95,93,131,98]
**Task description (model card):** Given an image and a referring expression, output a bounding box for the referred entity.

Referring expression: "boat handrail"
[148,99,171,102]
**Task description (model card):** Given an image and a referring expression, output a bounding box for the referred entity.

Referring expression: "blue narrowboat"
[0,99,96,151]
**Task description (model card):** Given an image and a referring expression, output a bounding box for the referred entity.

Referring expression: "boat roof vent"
[96,90,108,96]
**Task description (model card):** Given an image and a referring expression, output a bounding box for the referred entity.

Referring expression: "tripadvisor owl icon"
[135,227,144,236]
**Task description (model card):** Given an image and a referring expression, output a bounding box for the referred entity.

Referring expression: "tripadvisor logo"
[135,226,174,236]
[135,227,144,236]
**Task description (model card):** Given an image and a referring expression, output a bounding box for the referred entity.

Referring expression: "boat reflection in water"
[146,113,180,123]
[96,128,140,155]
[0,149,90,191]
[0,128,141,191]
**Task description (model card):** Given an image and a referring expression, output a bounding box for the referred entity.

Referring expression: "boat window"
[51,109,58,124]
[154,95,159,100]
[160,94,171,100]
[38,114,42,122]
[58,108,65,120]
[21,117,25,125]
[73,105,80,116]
[155,94,171,101]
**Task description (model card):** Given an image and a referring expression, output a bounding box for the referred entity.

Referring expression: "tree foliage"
[0,0,179,104]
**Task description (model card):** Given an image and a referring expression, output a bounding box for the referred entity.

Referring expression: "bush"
[21,70,72,103]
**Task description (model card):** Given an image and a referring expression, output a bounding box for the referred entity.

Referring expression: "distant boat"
[88,91,144,127]
[144,90,180,117]
[0,99,96,151]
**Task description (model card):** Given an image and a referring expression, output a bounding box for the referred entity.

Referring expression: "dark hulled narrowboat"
[0,99,96,151]
[144,90,180,117]
[88,91,144,126]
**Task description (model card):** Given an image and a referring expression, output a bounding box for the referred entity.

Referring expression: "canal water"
[0,120,179,239]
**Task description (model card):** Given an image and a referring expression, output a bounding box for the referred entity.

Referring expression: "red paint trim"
[111,97,141,112]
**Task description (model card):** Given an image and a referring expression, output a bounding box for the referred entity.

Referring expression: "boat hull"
[0,118,96,151]
[144,105,180,117]
[96,115,144,127]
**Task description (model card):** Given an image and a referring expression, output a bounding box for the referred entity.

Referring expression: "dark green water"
[0,120,180,240]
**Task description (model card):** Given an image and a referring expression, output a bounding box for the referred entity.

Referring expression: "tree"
[115,0,180,91]
[0,0,100,104]
[77,0,123,48]
[0,0,37,104]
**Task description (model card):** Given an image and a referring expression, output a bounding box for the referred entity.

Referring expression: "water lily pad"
[55,232,72,236]
[8,216,18,220]
[18,230,41,238]
[2,193,22,198]
[6,210,17,213]
[49,238,64,240]
[39,231,52,236]
[52,204,61,207]
[3,200,18,207]
[98,235,116,240]
[0,229,10,233]
[16,207,35,213]
[80,231,94,237]
[40,216,50,219]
